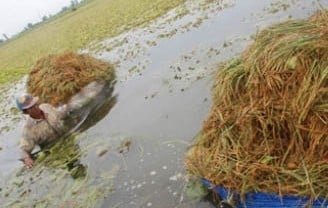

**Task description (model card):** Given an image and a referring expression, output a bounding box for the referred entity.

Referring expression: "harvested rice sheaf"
[27,52,115,106]
[186,11,328,200]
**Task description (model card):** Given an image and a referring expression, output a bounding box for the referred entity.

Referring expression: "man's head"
[16,94,43,119]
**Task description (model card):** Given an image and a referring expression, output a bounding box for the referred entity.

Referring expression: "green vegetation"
[0,68,26,84]
[186,11,328,202]
[2,135,120,208]
[0,0,185,84]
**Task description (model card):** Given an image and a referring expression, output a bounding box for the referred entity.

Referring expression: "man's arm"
[21,149,34,168]
[40,103,69,120]
[57,104,70,118]
[20,137,35,168]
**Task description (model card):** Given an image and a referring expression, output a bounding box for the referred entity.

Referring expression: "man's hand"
[23,156,34,169]
[21,149,34,169]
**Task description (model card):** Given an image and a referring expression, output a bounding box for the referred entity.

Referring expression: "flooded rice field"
[0,0,327,207]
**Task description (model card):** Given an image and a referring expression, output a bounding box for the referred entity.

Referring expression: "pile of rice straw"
[186,11,328,200]
[27,52,115,106]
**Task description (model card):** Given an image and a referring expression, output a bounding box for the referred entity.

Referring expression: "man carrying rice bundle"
[16,52,116,169]
[16,93,68,168]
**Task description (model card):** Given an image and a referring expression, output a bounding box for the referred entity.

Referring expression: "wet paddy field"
[0,0,327,207]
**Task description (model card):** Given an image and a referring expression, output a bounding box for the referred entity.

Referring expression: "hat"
[16,94,39,111]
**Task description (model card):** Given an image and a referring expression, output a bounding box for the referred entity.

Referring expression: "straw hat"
[16,93,39,111]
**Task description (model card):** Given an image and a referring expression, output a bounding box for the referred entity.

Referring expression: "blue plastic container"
[201,178,328,208]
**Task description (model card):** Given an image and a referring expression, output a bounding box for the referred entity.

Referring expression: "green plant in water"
[2,134,120,208]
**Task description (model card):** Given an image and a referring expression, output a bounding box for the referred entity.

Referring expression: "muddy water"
[0,0,327,207]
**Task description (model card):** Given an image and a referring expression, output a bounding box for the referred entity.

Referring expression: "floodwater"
[0,0,327,207]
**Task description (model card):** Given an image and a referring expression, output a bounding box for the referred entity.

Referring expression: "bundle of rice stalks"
[27,52,115,106]
[186,11,328,200]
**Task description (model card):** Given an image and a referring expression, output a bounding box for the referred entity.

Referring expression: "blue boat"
[201,178,328,208]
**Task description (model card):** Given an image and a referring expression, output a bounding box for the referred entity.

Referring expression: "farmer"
[16,80,114,169]
[16,94,69,169]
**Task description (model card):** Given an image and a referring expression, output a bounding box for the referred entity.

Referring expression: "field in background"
[0,0,185,84]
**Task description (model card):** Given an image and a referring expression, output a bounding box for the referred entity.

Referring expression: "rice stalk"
[27,52,115,106]
[185,10,328,201]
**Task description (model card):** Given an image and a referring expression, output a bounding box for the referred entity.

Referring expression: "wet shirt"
[20,104,68,153]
